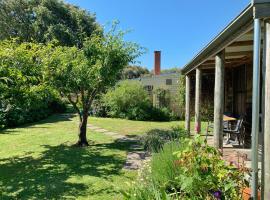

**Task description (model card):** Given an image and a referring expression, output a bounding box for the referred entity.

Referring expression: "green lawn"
[0,114,208,200]
[0,114,136,200]
[89,117,208,135]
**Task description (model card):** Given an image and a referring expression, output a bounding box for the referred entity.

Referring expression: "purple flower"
[213,190,222,199]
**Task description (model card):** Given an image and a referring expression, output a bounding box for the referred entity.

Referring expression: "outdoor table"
[223,115,237,144]
[223,115,237,121]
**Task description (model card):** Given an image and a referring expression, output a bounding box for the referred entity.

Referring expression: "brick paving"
[206,136,254,168]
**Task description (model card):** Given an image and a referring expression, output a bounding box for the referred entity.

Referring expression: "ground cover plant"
[124,135,248,200]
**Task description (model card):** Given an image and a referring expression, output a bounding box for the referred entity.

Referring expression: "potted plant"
[242,187,260,200]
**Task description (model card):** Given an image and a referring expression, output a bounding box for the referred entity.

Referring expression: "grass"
[0,114,137,200]
[0,114,208,199]
[89,117,208,135]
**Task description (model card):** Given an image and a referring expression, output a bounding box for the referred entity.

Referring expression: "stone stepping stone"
[123,151,150,170]
[105,132,119,136]
[94,128,108,133]
[87,123,150,171]
[87,125,100,130]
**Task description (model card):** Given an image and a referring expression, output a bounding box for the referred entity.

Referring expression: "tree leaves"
[0,0,100,47]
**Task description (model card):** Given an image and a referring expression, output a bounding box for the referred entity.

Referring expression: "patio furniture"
[223,116,245,146]
[205,115,236,141]
[205,121,213,142]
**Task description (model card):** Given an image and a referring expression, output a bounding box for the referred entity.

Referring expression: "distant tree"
[159,67,181,74]
[44,28,141,146]
[0,0,101,47]
[177,75,186,119]
[122,65,150,79]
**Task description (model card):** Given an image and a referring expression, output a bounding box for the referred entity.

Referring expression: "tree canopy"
[122,65,150,79]
[0,40,65,128]
[44,28,141,146]
[0,0,101,47]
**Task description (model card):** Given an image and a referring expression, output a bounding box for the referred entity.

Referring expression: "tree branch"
[67,93,82,122]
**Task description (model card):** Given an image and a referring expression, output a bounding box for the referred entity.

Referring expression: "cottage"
[181,1,270,199]
[131,51,181,116]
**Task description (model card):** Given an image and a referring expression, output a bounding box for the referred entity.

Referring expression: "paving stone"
[87,124,149,171]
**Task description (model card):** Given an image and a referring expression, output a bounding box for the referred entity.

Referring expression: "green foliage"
[160,67,181,74]
[201,97,214,122]
[102,81,152,120]
[43,25,141,144]
[125,136,248,200]
[121,65,150,79]
[45,28,141,115]
[0,0,100,47]
[178,75,186,120]
[0,40,65,128]
[102,81,172,121]
[154,88,171,109]
[140,127,187,153]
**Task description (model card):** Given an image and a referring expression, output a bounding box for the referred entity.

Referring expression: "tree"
[122,65,150,79]
[45,28,141,146]
[0,0,100,47]
[160,67,181,74]
[0,40,64,128]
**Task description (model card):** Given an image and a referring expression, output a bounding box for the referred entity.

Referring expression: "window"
[166,79,172,85]
[144,85,153,91]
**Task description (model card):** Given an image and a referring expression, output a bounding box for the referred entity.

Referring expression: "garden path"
[88,124,150,170]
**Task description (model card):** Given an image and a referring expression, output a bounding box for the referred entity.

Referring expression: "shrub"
[2,86,66,127]
[140,127,187,153]
[102,81,172,121]
[0,40,66,128]
[122,142,184,200]
[125,135,248,200]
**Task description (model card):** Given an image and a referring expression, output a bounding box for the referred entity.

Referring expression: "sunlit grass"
[0,114,136,200]
[89,117,208,135]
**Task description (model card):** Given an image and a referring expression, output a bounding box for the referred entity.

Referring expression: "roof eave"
[182,4,253,75]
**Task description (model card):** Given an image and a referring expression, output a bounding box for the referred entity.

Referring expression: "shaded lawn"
[89,117,208,135]
[0,114,136,200]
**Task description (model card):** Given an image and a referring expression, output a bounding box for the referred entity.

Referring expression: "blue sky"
[66,0,250,70]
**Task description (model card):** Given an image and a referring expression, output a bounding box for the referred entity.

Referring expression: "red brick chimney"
[154,51,161,75]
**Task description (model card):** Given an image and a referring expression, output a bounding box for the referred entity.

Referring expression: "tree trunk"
[76,110,89,147]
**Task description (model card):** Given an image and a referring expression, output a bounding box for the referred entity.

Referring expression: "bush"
[2,86,66,128]
[140,127,187,153]
[0,40,66,128]
[102,81,172,121]
[124,135,248,200]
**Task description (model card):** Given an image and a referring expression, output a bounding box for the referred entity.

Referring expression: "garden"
[0,0,251,199]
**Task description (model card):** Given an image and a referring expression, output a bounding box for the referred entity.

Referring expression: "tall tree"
[44,28,141,146]
[122,65,150,79]
[0,0,101,47]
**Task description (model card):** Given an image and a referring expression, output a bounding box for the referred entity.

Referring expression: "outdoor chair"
[205,121,213,142]
[223,116,245,146]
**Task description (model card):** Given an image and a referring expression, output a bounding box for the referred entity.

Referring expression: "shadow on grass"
[0,113,77,135]
[0,140,131,199]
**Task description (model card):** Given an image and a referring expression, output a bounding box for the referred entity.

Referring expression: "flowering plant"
[172,135,248,199]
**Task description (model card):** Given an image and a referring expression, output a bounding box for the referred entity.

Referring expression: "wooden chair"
[223,117,245,146]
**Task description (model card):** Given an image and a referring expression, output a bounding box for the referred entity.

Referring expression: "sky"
[66,0,250,70]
